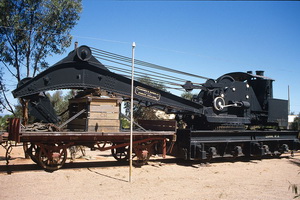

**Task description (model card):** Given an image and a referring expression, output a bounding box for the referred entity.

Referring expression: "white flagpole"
[129,42,136,183]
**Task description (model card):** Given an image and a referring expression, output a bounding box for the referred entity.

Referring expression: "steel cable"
[105,65,181,85]
[90,47,211,80]
[92,52,187,82]
[88,61,183,91]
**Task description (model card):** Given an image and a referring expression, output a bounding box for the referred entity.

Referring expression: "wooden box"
[67,97,122,132]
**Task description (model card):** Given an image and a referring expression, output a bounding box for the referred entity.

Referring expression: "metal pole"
[288,85,290,115]
[129,42,136,183]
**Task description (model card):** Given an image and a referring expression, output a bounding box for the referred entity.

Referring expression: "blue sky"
[2,1,300,114]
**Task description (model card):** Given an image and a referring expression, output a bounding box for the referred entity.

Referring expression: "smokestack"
[74,41,78,49]
[256,70,264,76]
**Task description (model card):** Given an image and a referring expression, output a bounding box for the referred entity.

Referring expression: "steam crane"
[10,45,300,165]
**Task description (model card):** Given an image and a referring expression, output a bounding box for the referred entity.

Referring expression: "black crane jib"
[12,45,203,114]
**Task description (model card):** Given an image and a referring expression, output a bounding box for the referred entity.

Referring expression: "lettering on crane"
[135,86,161,101]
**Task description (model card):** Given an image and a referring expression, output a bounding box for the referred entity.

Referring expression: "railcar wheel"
[272,151,282,158]
[232,146,243,159]
[111,143,129,162]
[37,144,67,171]
[26,143,40,164]
[206,147,217,161]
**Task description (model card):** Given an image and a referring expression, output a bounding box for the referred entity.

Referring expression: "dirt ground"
[1,144,300,200]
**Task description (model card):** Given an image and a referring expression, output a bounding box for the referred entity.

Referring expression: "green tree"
[291,114,300,131]
[0,114,13,130]
[0,0,82,124]
[181,91,196,100]
[46,90,74,122]
[0,70,15,114]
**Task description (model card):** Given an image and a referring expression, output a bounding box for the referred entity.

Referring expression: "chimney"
[256,70,264,76]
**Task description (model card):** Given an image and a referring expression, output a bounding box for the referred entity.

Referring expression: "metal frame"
[176,129,299,160]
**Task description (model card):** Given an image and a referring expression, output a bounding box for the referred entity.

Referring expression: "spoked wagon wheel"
[26,143,40,164]
[111,143,129,162]
[132,142,154,167]
[37,144,67,171]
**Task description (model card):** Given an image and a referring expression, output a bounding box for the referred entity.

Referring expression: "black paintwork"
[12,46,299,160]
[12,46,288,129]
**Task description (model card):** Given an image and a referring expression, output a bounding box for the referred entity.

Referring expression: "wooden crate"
[67,97,122,132]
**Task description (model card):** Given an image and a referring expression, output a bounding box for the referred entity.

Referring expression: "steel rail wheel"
[26,143,40,164]
[37,144,67,171]
[111,143,129,162]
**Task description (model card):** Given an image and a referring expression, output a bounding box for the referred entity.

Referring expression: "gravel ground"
[1,144,300,200]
